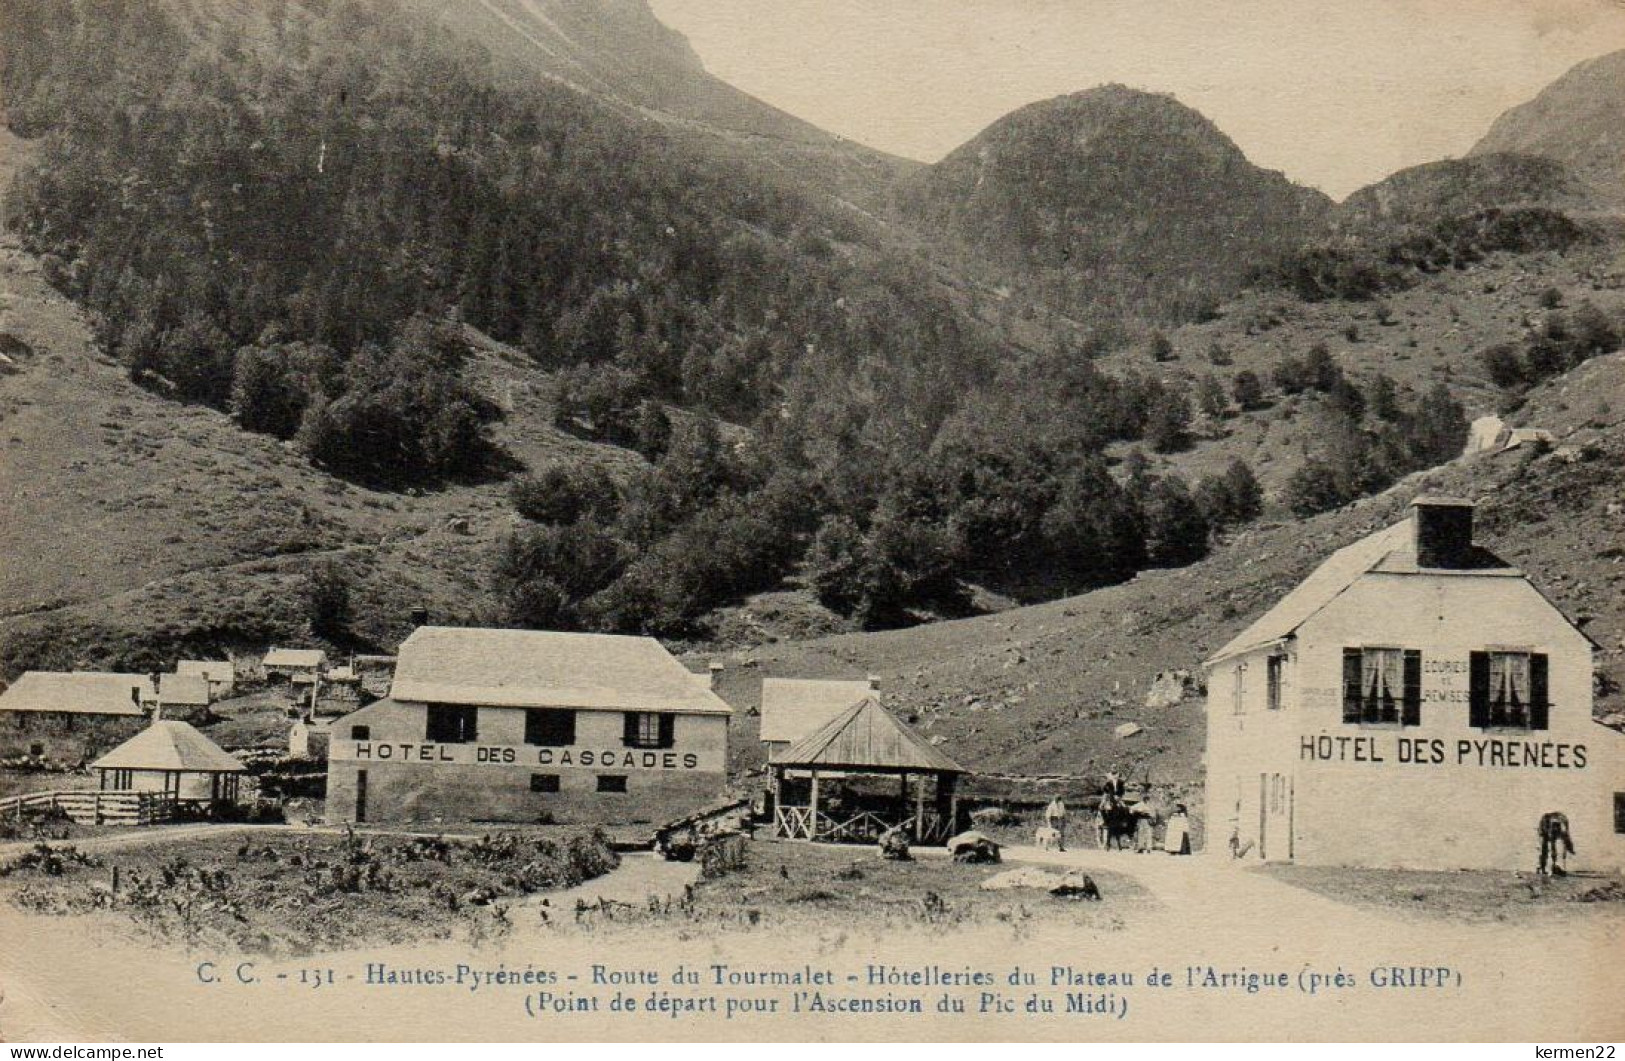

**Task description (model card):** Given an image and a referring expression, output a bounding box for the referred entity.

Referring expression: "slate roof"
[0,672,155,716]
[177,660,235,683]
[92,721,245,773]
[264,648,326,669]
[774,697,964,773]
[389,627,732,715]
[1206,506,1529,665]
[159,673,212,707]
[759,678,875,743]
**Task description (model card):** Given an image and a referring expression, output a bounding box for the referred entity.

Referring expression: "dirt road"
[1,841,1620,1041]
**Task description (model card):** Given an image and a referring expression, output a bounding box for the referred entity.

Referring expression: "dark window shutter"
[658,713,675,749]
[1529,654,1550,731]
[1402,649,1422,726]
[623,712,639,746]
[1468,651,1489,728]
[1342,649,1362,724]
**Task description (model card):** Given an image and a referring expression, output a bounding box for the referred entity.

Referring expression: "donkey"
[1537,811,1574,876]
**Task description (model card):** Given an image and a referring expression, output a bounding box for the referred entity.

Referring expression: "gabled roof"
[177,660,235,683]
[389,627,732,715]
[0,672,155,716]
[774,697,965,773]
[264,648,326,668]
[92,721,245,773]
[159,673,212,707]
[1205,510,1537,665]
[760,678,874,743]
[1208,522,1413,665]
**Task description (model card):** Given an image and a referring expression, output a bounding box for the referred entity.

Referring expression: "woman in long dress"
[1163,804,1192,855]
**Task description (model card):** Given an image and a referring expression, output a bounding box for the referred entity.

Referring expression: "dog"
[1034,825,1063,851]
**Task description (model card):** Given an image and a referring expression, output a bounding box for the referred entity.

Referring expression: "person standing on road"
[1164,803,1192,855]
[1044,797,1069,851]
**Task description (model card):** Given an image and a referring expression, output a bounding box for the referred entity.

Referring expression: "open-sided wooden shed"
[770,696,965,844]
[92,720,247,811]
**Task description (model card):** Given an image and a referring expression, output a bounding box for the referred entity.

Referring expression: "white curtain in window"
[1362,648,1402,702]
[1490,652,1528,706]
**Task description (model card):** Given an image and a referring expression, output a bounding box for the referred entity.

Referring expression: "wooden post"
[772,767,784,836]
[915,773,927,838]
[809,771,821,841]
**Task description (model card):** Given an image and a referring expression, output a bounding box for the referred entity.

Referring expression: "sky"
[648,0,1625,199]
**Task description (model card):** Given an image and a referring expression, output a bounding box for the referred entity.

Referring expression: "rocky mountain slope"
[407,0,916,213]
[711,350,1625,783]
[1329,154,1603,239]
[1470,48,1625,208]
[898,85,1331,322]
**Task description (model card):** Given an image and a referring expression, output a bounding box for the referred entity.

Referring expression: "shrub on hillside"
[510,464,620,526]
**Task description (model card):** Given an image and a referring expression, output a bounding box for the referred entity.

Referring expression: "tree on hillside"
[1196,373,1228,418]
[1282,458,1345,518]
[1198,458,1265,529]
[633,400,673,461]
[806,515,869,618]
[1302,343,1342,392]
[1142,477,1209,567]
[1232,370,1266,411]
[1368,372,1402,422]
[1222,459,1264,523]
[1039,463,1147,589]
[1145,387,1193,453]
[304,562,351,641]
[1149,331,1175,362]
[510,464,620,526]
[1405,383,1468,466]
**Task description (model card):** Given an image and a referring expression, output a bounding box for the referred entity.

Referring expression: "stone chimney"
[1412,496,1476,569]
[867,674,882,692]
[708,661,724,690]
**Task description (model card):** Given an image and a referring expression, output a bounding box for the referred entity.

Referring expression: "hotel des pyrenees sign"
[334,740,707,771]
[1297,655,1591,771]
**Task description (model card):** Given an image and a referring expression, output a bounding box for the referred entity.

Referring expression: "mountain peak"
[898,84,1329,321]
[1470,48,1625,207]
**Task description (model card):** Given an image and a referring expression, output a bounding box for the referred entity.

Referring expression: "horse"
[1095,796,1138,851]
[1537,812,1574,876]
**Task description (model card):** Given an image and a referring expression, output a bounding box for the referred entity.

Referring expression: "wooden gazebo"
[91,720,246,811]
[770,697,966,844]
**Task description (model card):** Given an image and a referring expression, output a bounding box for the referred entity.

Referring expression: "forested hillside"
[1,0,1622,673]
[0,0,1308,647]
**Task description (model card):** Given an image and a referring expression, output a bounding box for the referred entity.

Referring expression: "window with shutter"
[623,712,672,749]
[1342,649,1362,723]
[1343,647,1417,725]
[1468,651,1490,728]
[1402,649,1422,727]
[425,704,478,743]
[1470,650,1548,730]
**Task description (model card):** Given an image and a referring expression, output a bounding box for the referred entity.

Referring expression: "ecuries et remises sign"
[335,741,704,770]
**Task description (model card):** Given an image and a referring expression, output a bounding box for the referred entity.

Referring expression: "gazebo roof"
[773,697,965,774]
[91,721,246,774]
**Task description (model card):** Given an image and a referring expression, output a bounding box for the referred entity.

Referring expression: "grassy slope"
[0,221,644,670]
[1091,237,1625,497]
